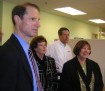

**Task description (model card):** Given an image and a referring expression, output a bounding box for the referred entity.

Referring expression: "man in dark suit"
[0,2,42,91]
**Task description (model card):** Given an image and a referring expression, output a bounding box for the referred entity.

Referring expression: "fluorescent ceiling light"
[89,19,105,23]
[54,7,86,15]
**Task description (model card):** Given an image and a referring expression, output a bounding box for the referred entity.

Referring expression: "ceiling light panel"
[89,19,105,24]
[54,7,86,15]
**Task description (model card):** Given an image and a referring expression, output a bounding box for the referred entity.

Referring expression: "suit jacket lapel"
[75,57,92,91]
[86,59,92,85]
[10,34,33,83]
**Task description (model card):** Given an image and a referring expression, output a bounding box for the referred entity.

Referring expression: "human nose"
[35,20,40,27]
[66,35,69,38]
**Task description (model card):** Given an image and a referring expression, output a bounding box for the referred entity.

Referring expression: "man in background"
[46,27,72,74]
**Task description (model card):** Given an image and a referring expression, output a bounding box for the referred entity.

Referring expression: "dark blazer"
[34,53,58,91]
[58,57,104,91]
[0,34,33,91]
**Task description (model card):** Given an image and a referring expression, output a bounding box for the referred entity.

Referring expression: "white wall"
[1,1,100,45]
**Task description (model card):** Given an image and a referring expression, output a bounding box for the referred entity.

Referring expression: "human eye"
[31,18,39,22]
[31,18,36,21]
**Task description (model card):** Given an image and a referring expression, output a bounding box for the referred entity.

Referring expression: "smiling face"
[78,44,91,59]
[15,6,40,42]
[73,40,91,60]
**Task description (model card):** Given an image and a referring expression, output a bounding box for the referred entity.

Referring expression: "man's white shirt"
[46,40,72,73]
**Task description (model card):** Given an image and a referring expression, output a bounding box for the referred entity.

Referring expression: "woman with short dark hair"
[59,40,104,91]
[30,35,58,91]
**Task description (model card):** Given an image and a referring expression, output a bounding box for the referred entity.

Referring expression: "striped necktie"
[28,48,44,91]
